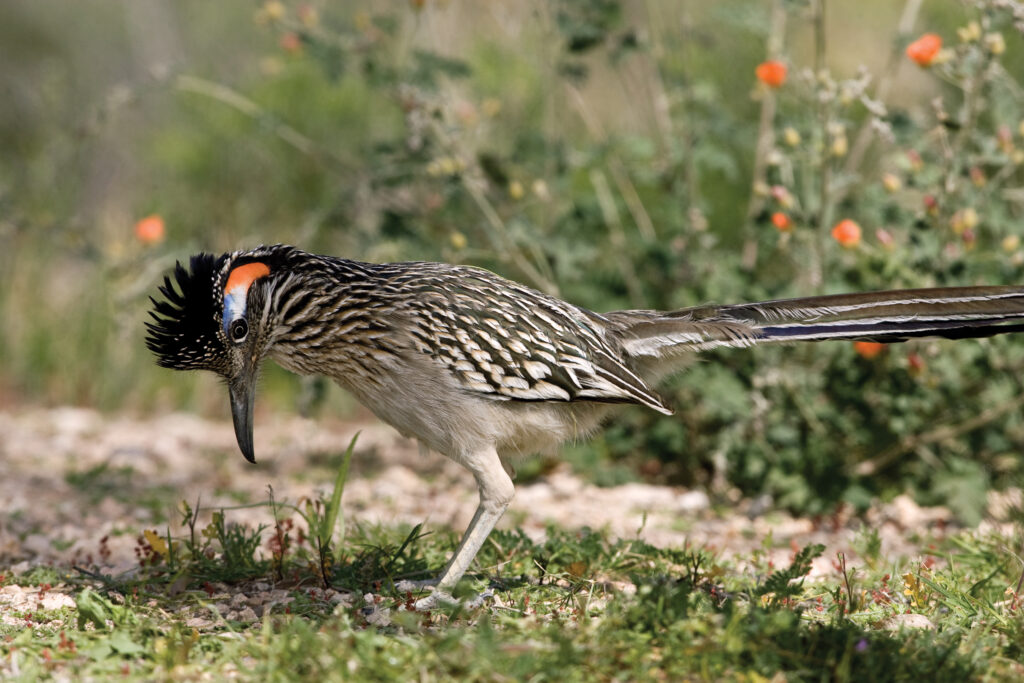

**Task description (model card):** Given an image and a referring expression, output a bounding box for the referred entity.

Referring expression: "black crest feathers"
[146,252,231,373]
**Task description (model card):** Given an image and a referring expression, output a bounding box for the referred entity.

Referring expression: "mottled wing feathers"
[396,266,672,414]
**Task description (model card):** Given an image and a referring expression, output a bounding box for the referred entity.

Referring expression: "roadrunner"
[147,244,1024,608]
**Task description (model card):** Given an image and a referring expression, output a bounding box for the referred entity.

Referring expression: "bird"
[146,243,1024,608]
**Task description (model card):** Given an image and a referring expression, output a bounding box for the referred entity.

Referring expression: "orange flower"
[280,31,302,54]
[134,214,165,245]
[906,34,942,67]
[755,61,787,88]
[771,212,792,232]
[907,352,926,375]
[831,219,862,248]
[854,341,885,359]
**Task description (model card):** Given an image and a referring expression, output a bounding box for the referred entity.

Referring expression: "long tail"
[614,286,1024,358]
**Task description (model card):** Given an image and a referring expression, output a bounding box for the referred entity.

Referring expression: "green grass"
[2,499,1024,681]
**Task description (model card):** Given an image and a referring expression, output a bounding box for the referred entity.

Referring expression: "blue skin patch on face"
[223,288,247,336]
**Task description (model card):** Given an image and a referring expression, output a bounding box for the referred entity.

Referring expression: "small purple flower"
[855,638,869,653]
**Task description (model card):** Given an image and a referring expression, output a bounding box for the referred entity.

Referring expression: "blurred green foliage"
[2,0,1024,517]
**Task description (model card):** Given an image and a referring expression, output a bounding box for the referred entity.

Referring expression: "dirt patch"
[0,407,1016,583]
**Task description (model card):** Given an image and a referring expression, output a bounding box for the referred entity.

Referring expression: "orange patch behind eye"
[225,262,271,293]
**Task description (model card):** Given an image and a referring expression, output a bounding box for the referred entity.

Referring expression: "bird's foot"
[411,587,494,611]
[412,589,456,611]
[395,578,438,592]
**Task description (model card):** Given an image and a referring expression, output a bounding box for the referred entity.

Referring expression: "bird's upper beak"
[229,372,257,464]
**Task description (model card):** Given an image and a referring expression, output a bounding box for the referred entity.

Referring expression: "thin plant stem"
[943,52,992,199]
[462,176,560,295]
[742,0,787,272]
[854,387,1024,477]
[811,0,829,292]
[843,0,923,175]
[565,84,657,241]
[591,169,645,307]
[423,115,560,295]
[175,75,355,176]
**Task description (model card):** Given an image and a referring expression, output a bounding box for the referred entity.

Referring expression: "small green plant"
[74,588,133,631]
[757,542,825,601]
[286,432,357,586]
[105,436,361,591]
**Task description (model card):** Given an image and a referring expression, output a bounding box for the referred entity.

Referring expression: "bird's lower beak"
[229,375,257,464]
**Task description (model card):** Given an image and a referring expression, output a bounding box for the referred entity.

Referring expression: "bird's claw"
[412,588,494,611]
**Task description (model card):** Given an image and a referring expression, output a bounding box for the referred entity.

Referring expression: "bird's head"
[146,245,299,463]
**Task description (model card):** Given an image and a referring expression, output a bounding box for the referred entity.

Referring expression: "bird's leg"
[395,506,484,592]
[414,446,513,610]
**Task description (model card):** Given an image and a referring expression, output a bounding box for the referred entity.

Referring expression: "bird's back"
[259,257,667,458]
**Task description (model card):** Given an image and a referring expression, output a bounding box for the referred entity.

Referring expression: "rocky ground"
[1,407,1019,626]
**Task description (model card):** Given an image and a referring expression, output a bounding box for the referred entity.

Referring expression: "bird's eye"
[229,318,249,343]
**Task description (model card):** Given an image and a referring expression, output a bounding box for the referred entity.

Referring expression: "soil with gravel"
[1,407,1018,625]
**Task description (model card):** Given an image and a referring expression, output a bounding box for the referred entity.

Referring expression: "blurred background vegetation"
[3,0,1024,520]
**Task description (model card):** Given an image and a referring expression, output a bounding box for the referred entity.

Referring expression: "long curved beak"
[229,374,257,464]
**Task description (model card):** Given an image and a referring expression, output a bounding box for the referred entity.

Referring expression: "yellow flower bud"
[931,48,954,66]
[962,207,979,228]
[951,207,979,235]
[264,0,286,21]
[450,232,467,250]
[882,173,902,193]
[831,135,848,158]
[783,127,801,147]
[508,180,524,199]
[1002,235,1020,252]
[427,156,463,177]
[984,33,1006,55]
[957,21,981,43]
[532,179,550,200]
